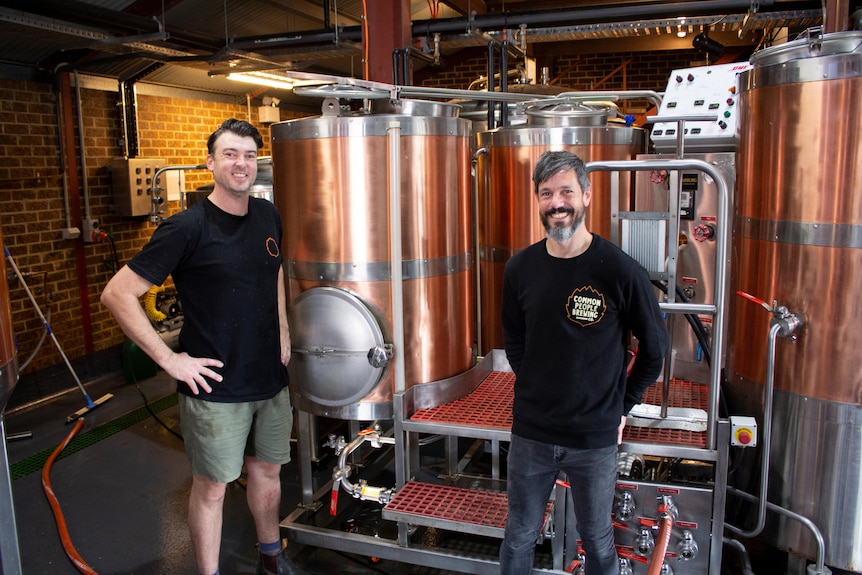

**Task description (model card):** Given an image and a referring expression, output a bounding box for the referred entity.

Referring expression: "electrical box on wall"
[258,106,280,124]
[111,157,165,217]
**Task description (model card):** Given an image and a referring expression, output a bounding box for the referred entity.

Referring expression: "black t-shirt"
[502,234,668,448]
[128,197,289,402]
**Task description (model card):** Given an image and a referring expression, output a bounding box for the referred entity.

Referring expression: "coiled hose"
[41,418,99,575]
[144,285,166,323]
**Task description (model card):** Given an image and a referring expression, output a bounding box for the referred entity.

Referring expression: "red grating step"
[383,481,553,539]
[383,481,510,538]
[410,371,514,430]
[641,378,708,411]
[409,372,709,448]
[623,379,709,448]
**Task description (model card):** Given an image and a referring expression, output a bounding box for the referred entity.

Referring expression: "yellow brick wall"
[0,78,304,375]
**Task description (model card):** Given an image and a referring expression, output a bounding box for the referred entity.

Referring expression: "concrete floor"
[1,367,830,575]
[2,371,469,575]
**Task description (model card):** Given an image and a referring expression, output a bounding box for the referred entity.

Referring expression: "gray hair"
[532,151,591,195]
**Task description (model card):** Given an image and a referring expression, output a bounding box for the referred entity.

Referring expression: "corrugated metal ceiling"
[0,0,825,107]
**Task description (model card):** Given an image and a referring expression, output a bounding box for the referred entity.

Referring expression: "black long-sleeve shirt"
[502,234,668,449]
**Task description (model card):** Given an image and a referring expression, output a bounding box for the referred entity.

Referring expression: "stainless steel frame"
[280,158,733,575]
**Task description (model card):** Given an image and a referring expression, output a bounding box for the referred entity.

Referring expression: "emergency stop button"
[730,416,758,447]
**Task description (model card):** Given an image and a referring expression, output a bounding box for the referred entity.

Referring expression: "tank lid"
[524,98,616,126]
[451,98,525,121]
[370,98,461,117]
[293,83,391,100]
[750,30,862,67]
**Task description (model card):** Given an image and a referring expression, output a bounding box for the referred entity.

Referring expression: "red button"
[737,430,752,444]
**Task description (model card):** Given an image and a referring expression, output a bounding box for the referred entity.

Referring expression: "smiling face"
[206,131,259,197]
[537,168,591,243]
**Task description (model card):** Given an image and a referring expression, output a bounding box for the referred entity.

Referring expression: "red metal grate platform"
[410,371,514,429]
[623,378,709,448]
[385,482,509,531]
[383,481,552,539]
[409,372,708,448]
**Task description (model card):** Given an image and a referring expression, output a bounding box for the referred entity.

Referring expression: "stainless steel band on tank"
[287,252,472,283]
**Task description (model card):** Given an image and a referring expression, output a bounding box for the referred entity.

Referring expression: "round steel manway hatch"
[287,286,389,407]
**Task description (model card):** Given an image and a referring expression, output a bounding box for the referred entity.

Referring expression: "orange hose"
[41,417,99,575]
[646,515,673,575]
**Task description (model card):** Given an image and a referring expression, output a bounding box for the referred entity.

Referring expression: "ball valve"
[615,491,636,523]
[676,530,699,560]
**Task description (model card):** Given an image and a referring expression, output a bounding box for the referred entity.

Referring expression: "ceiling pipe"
[411,1,784,34]
[226,0,822,56]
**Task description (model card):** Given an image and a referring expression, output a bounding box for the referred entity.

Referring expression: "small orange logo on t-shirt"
[266,237,280,258]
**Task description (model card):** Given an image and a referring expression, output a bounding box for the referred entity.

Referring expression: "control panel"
[111,157,165,217]
[651,62,752,153]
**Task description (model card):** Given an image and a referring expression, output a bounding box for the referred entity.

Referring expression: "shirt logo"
[266,237,280,258]
[566,286,605,327]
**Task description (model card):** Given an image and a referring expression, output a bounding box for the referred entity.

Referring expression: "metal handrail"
[586,158,729,450]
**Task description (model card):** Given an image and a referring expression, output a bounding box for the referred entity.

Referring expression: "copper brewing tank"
[271,100,474,420]
[1,226,17,413]
[475,100,645,353]
[1,223,22,575]
[728,32,862,571]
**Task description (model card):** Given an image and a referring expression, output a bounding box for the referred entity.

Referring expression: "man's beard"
[541,207,584,242]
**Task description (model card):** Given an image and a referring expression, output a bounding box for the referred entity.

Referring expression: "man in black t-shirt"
[499,151,668,575]
[101,119,301,575]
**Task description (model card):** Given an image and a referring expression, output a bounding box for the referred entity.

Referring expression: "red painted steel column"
[363,0,412,83]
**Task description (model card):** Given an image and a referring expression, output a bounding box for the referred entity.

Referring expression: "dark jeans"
[499,434,618,575]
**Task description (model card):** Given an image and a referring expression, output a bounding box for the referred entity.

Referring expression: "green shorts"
[178,386,294,483]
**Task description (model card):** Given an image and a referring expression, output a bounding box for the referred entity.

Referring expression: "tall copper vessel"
[1,224,22,575]
[1,226,17,413]
[729,32,862,571]
[271,100,474,420]
[475,101,645,353]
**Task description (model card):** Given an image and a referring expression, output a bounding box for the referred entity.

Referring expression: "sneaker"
[256,547,303,575]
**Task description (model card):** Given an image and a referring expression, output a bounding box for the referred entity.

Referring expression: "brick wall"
[0,77,304,381]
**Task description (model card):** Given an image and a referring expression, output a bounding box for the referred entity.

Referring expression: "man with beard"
[101,119,302,575]
[498,150,668,575]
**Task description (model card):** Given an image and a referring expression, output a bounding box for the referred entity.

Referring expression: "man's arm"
[277,266,291,366]
[100,265,223,394]
[501,263,525,374]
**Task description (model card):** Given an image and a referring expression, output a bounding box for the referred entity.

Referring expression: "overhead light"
[677,18,687,37]
[226,71,297,90]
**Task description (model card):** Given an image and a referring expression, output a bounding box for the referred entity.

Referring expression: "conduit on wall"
[58,72,95,355]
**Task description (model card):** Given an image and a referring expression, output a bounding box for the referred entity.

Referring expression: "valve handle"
[330,479,340,516]
[736,290,772,312]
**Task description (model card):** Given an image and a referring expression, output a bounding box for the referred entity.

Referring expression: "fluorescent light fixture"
[226,71,300,90]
